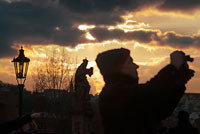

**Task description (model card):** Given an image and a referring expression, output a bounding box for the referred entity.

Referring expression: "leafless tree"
[32,48,77,92]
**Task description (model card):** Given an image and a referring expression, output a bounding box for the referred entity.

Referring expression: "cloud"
[91,28,158,43]
[159,32,195,47]
[0,0,143,58]
[59,0,139,13]
[0,0,200,58]
[0,1,87,57]
[90,28,200,48]
[0,0,150,58]
[158,0,200,12]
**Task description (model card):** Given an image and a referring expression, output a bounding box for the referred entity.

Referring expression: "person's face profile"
[120,56,139,79]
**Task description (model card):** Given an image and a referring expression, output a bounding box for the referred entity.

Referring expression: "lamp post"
[12,46,30,117]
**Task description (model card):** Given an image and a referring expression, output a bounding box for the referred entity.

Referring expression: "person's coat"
[99,65,187,134]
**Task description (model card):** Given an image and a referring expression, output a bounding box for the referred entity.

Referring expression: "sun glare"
[87,61,96,68]
[86,32,96,40]
[78,24,96,31]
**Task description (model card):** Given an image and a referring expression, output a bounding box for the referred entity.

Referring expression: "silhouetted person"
[0,113,42,134]
[169,111,199,134]
[95,48,194,134]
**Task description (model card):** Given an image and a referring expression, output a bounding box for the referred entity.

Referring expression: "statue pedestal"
[71,95,93,134]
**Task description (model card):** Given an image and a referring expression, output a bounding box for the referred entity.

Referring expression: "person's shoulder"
[169,126,180,134]
[191,127,199,134]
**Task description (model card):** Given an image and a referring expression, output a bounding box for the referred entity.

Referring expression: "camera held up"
[185,55,194,62]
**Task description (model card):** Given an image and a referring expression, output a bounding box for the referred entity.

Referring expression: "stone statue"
[75,58,93,101]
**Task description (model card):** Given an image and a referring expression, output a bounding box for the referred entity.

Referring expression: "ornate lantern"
[12,46,30,85]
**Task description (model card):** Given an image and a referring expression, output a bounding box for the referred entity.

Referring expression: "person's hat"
[95,48,130,77]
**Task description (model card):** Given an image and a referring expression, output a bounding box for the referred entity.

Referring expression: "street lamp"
[12,46,30,117]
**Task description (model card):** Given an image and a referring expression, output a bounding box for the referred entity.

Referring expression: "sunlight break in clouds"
[86,32,96,40]
[78,25,96,31]
[117,21,150,32]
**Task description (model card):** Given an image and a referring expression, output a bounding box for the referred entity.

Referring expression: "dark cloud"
[59,0,139,13]
[0,0,142,58]
[0,1,87,57]
[158,0,200,11]
[59,0,161,25]
[90,28,158,43]
[74,11,124,25]
[90,28,200,48]
[160,32,195,47]
[1,0,200,58]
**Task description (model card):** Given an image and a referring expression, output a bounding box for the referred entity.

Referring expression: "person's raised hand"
[30,112,44,119]
[170,51,186,69]
[170,50,195,85]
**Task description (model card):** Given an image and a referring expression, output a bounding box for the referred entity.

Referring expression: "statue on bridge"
[71,59,94,134]
[74,58,93,101]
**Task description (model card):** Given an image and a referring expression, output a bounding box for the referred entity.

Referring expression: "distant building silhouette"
[1,79,200,134]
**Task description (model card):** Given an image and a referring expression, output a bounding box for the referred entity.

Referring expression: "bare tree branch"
[32,48,76,92]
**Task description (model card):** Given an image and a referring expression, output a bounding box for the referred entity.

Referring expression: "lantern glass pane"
[23,62,29,78]
[14,62,18,77]
[17,62,20,78]
[15,62,25,78]
[19,62,24,78]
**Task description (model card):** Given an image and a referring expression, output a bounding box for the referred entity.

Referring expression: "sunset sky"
[0,0,200,94]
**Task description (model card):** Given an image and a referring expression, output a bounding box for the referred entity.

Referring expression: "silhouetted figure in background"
[0,113,42,134]
[169,111,199,134]
[95,48,194,134]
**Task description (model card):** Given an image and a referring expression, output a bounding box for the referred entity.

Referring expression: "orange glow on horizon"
[129,8,200,18]
[7,40,200,94]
